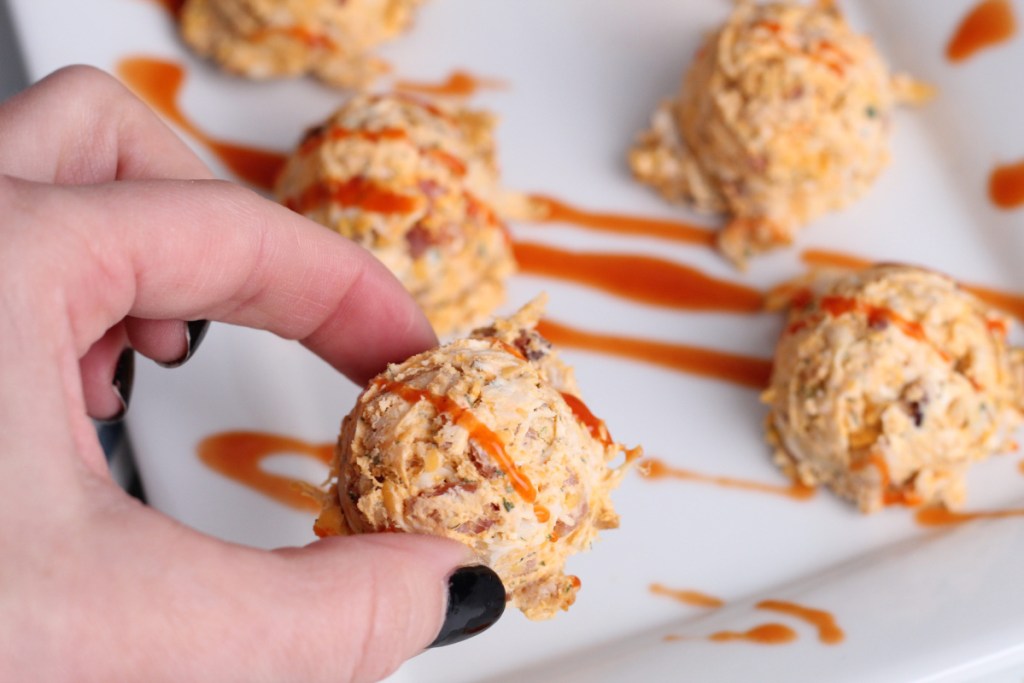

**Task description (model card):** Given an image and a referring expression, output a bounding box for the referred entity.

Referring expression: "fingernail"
[429,565,506,649]
[100,348,135,424]
[158,319,210,368]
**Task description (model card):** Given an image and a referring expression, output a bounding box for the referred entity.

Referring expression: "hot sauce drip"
[947,0,1016,62]
[756,600,845,644]
[536,319,772,390]
[197,432,333,512]
[375,379,538,503]
[144,0,185,18]
[115,57,288,191]
[559,392,614,448]
[649,583,725,609]
[513,242,763,313]
[801,249,1024,322]
[282,177,418,215]
[639,457,815,500]
[297,126,409,155]
[708,624,798,645]
[989,160,1024,210]
[818,295,951,362]
[395,70,507,98]
[915,505,1024,526]
[525,195,717,248]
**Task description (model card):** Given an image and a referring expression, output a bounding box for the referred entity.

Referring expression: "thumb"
[271,534,507,682]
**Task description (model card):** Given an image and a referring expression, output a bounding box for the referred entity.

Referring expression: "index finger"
[1,175,437,386]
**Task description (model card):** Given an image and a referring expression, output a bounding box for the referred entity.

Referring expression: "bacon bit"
[455,517,497,535]
[987,318,1010,337]
[405,223,436,259]
[422,481,478,498]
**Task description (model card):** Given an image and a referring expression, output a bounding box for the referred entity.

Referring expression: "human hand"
[0,66,504,683]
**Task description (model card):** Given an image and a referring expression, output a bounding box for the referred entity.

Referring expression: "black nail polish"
[158,319,210,368]
[100,348,135,424]
[429,565,506,649]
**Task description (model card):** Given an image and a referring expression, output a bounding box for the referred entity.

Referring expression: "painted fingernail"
[100,348,135,424]
[158,319,210,368]
[429,565,506,649]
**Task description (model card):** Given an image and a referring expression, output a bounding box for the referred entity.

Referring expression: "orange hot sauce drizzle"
[197,432,334,512]
[819,295,950,362]
[851,453,922,507]
[536,319,772,390]
[1019,460,1024,474]
[512,241,763,314]
[915,505,1024,526]
[377,379,537,503]
[524,195,717,248]
[283,176,417,215]
[115,57,288,191]
[990,161,1024,210]
[649,583,725,609]
[639,457,815,501]
[756,600,844,644]
[947,0,1016,62]
[395,70,507,98]
[297,126,409,155]
[559,392,614,448]
[143,0,185,18]
[708,623,798,645]
[801,248,1024,322]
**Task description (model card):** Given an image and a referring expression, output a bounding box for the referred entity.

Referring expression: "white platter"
[9,0,1024,680]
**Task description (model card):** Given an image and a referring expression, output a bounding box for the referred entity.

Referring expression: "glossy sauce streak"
[915,505,1024,526]
[801,249,1024,322]
[649,583,725,609]
[525,195,717,247]
[197,432,333,512]
[820,295,948,360]
[377,379,537,503]
[756,600,844,644]
[709,624,797,645]
[537,319,772,389]
[990,161,1024,210]
[1019,460,1024,474]
[298,126,408,155]
[947,0,1016,62]
[116,57,288,191]
[513,241,763,313]
[560,392,614,448]
[640,457,815,500]
[283,177,417,215]
[395,70,507,97]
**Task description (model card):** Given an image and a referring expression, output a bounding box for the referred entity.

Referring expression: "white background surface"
[7,1,1024,681]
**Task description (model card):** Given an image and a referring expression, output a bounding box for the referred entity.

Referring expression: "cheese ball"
[180,0,423,87]
[629,0,930,267]
[314,298,637,619]
[276,93,515,335]
[764,265,1024,512]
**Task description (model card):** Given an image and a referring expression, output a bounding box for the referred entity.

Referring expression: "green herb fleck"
[866,105,878,118]
[502,498,515,512]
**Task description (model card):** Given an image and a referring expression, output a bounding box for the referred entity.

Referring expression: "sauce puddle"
[756,600,844,644]
[536,319,772,389]
[513,241,763,313]
[639,457,814,500]
[708,624,797,645]
[116,56,288,191]
[649,583,724,609]
[197,432,333,512]
[915,505,1024,526]
[990,161,1024,210]
[947,0,1016,62]
[801,249,1024,322]
[523,195,716,248]
[395,70,506,98]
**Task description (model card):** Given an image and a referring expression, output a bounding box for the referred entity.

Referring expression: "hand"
[0,66,504,683]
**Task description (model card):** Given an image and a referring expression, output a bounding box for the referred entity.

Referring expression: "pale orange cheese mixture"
[314,298,639,619]
[764,265,1024,512]
[630,0,931,267]
[180,0,423,87]
[275,93,515,335]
